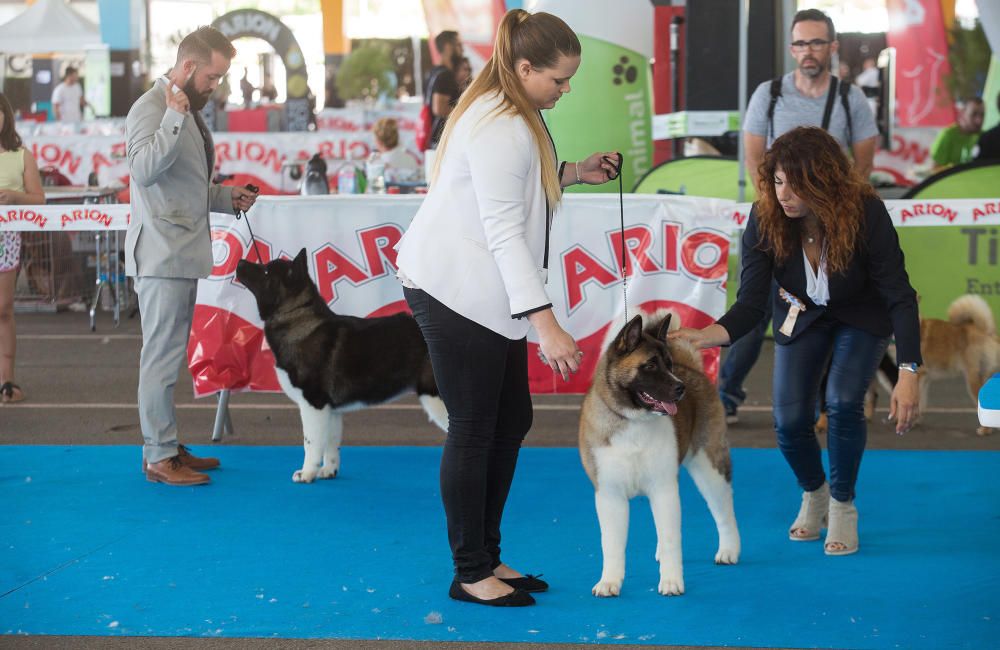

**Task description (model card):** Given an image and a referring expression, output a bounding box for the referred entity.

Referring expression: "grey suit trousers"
[135,276,198,463]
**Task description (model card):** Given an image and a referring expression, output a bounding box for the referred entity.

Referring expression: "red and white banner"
[188,194,733,397]
[5,197,998,235]
[886,0,956,128]
[22,104,423,196]
[0,204,129,231]
[872,127,937,187]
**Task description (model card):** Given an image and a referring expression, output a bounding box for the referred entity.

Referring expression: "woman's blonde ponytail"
[432,9,580,210]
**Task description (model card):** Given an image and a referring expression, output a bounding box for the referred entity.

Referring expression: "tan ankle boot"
[789,482,830,541]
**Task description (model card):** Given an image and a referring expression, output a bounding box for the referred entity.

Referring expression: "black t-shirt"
[426,65,460,148]
[975,125,1000,161]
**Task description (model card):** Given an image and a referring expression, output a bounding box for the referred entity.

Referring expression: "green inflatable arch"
[632,155,757,201]
[903,159,1000,199]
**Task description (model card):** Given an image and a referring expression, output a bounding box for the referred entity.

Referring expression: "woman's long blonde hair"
[432,9,580,209]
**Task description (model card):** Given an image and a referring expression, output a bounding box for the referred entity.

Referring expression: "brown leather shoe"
[177,444,220,471]
[142,445,220,473]
[145,456,210,486]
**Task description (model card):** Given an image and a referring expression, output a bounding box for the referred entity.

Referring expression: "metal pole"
[737,0,749,202]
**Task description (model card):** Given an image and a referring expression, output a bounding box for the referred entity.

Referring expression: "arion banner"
[188,194,732,397]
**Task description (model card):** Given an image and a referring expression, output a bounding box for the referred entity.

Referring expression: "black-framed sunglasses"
[791,39,832,51]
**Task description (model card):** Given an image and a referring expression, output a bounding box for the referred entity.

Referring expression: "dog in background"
[816,295,998,436]
[918,295,999,436]
[236,249,448,482]
[579,311,740,597]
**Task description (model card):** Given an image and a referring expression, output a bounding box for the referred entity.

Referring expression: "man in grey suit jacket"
[126,26,257,486]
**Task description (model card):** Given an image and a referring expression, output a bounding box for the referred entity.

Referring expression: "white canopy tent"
[0,0,102,54]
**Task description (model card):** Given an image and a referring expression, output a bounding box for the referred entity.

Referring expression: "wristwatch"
[898,362,920,374]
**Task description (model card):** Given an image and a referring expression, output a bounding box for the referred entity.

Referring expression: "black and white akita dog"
[236,248,448,482]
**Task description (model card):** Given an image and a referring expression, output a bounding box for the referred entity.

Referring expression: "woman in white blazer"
[396,9,620,607]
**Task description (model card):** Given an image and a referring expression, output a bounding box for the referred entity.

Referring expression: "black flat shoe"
[449,580,535,607]
[498,574,549,593]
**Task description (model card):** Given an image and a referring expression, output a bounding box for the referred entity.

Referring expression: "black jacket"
[716,196,922,364]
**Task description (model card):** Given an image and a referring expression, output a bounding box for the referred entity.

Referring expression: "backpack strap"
[767,77,783,142]
[424,67,443,107]
[821,76,839,132]
[839,77,854,145]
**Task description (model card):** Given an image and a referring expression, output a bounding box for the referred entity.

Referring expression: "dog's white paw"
[592,579,622,597]
[715,546,740,565]
[658,575,685,596]
[292,469,318,483]
[317,465,339,479]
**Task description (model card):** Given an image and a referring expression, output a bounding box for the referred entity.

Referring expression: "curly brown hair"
[754,126,876,274]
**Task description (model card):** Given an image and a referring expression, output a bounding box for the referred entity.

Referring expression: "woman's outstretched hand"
[666,324,731,350]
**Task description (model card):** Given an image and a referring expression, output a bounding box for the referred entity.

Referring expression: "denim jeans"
[718,298,773,409]
[404,287,533,584]
[772,316,889,502]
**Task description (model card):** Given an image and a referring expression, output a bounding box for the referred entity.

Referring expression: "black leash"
[236,183,263,263]
[600,153,626,324]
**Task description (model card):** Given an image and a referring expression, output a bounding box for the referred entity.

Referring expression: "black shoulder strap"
[839,77,854,144]
[424,67,442,106]
[821,76,839,132]
[767,77,783,142]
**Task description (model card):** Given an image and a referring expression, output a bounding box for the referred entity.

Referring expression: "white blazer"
[396,92,554,340]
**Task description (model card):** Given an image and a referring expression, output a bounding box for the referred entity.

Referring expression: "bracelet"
[898,362,919,374]
[575,161,582,184]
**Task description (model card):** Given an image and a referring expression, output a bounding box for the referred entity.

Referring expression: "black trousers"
[404,287,533,583]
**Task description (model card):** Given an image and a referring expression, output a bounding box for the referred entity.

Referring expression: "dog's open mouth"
[638,391,678,416]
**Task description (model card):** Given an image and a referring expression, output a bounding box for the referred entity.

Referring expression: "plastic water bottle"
[336,163,356,195]
[366,152,386,194]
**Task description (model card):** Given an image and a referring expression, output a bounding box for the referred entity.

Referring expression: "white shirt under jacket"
[395,92,553,340]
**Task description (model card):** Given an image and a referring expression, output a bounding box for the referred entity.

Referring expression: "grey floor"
[2,310,996,650]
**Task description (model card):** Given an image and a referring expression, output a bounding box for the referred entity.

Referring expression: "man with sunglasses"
[719,8,878,425]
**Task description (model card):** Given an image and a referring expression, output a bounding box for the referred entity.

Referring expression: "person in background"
[397,9,620,606]
[854,57,879,91]
[240,68,254,108]
[931,97,985,171]
[425,30,464,149]
[125,27,257,486]
[455,56,473,93]
[0,92,45,404]
[722,8,879,424]
[51,66,88,123]
[670,126,921,557]
[372,117,418,176]
[259,74,278,103]
[975,92,1000,161]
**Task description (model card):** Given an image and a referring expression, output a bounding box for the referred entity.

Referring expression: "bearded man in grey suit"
[126,26,258,486]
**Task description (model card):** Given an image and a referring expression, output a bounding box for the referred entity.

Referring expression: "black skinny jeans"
[404,287,533,584]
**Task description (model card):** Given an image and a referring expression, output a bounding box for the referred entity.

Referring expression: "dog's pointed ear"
[615,314,644,355]
[293,248,308,275]
[657,313,673,342]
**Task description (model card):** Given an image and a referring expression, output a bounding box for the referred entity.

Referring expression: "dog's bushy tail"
[947,295,996,336]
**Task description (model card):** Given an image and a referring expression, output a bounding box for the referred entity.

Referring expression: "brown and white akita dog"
[579,311,740,597]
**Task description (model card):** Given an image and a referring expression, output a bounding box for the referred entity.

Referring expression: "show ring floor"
[2,445,996,648]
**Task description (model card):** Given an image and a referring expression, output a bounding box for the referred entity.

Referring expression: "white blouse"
[803,247,830,306]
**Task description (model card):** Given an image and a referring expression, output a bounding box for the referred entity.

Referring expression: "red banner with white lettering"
[187,194,732,397]
[886,0,956,127]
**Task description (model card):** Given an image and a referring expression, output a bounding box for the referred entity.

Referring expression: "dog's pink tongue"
[663,401,678,416]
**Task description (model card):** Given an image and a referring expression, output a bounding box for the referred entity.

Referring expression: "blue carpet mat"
[1,446,997,648]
